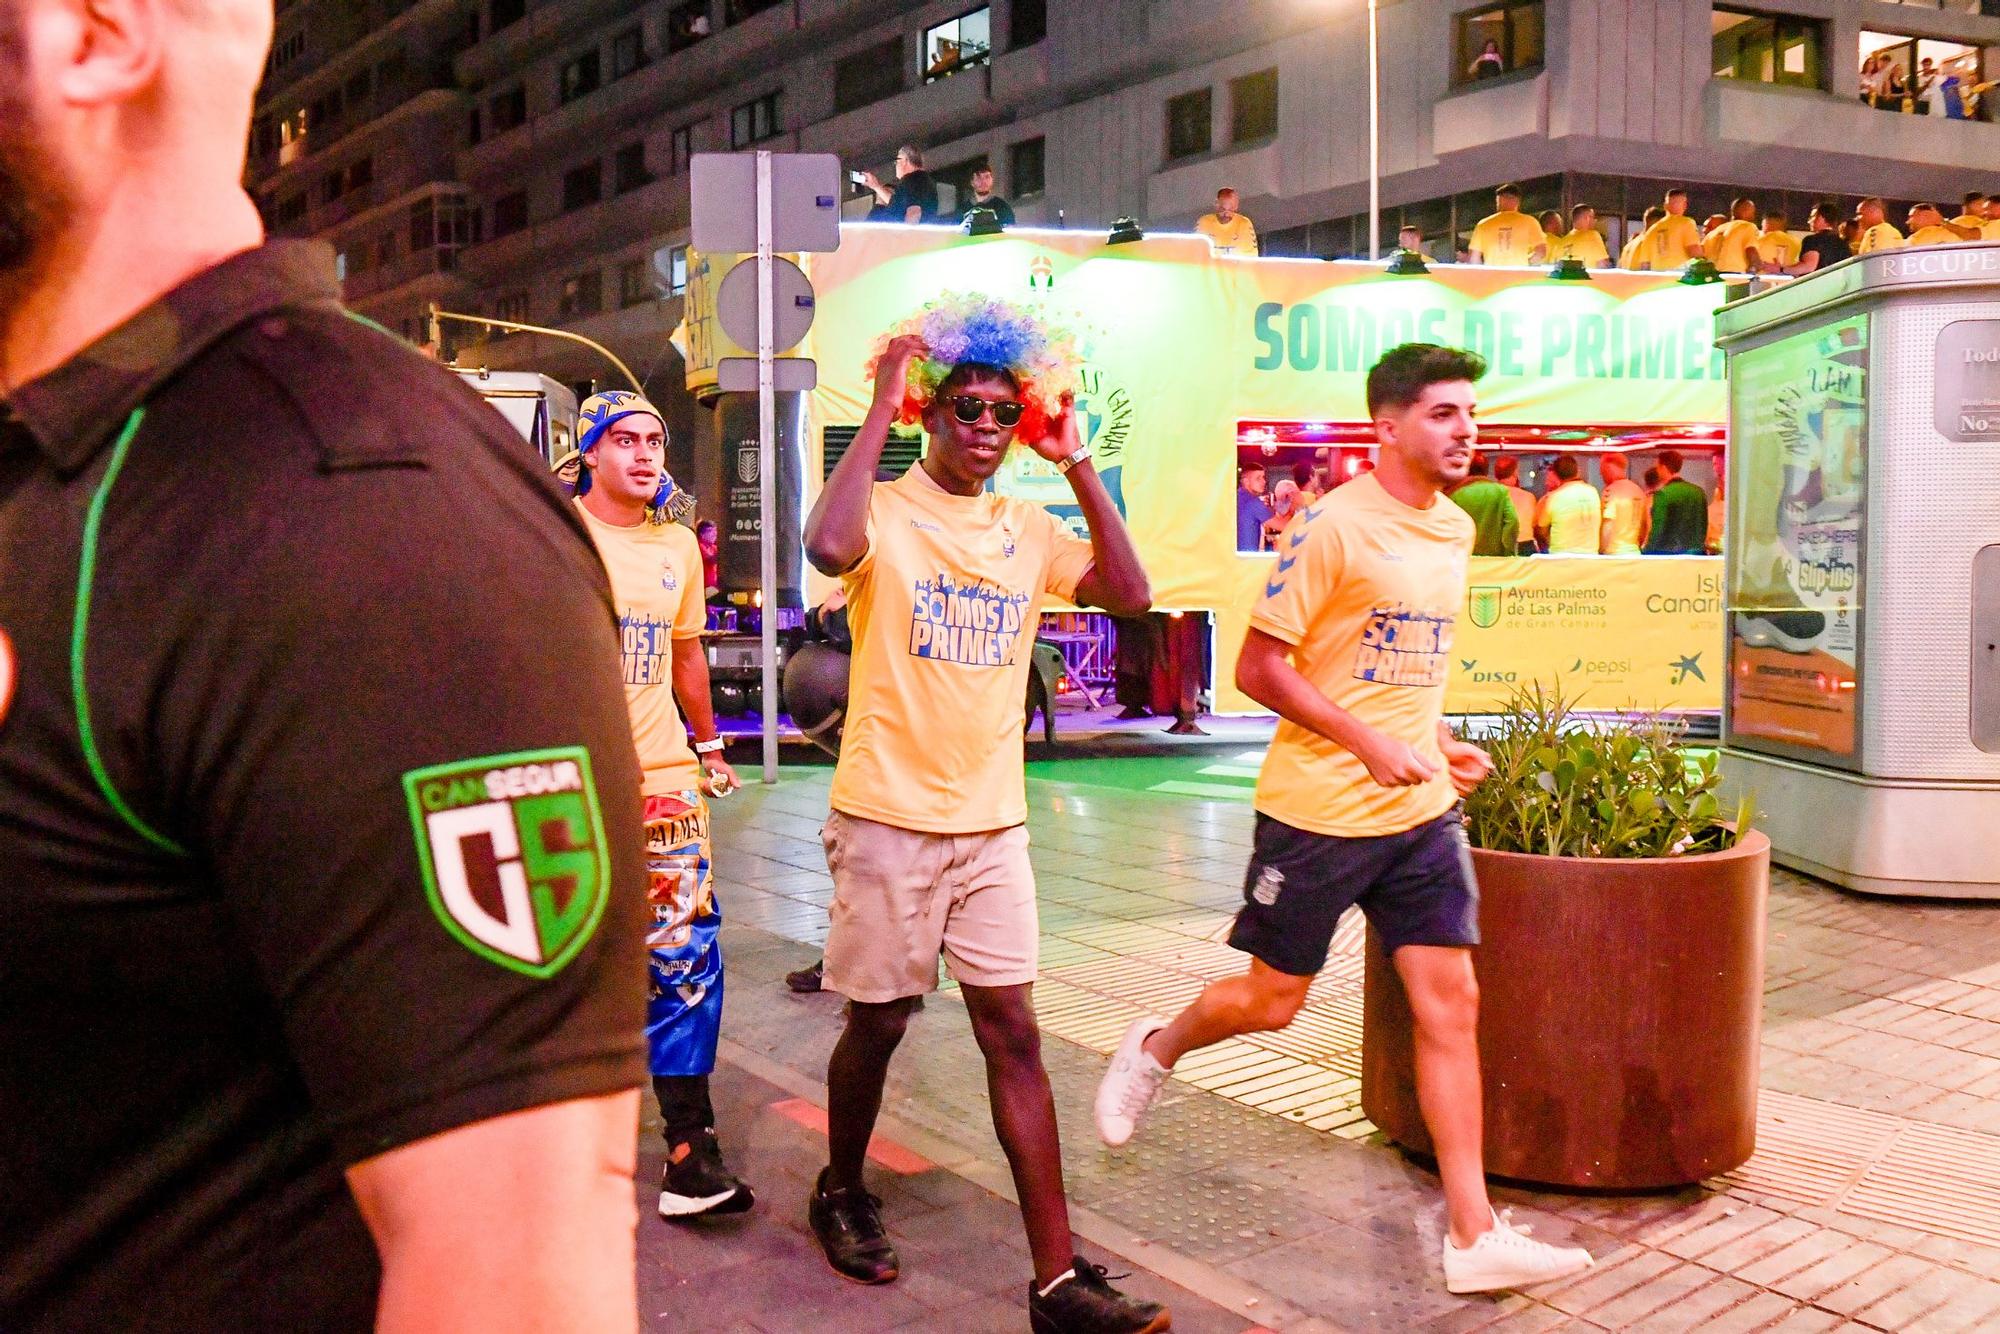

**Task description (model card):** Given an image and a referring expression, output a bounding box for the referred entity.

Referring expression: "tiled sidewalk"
[704,766,2000,1331]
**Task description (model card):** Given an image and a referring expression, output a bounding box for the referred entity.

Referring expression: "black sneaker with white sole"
[1028,1256,1171,1333]
[658,1129,754,1219]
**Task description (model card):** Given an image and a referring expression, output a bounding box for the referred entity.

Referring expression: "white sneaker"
[1094,1018,1172,1146]
[1442,1209,1593,1294]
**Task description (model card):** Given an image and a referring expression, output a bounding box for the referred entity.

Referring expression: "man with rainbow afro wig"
[800,294,1164,1333]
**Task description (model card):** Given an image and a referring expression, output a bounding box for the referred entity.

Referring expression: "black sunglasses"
[946,395,1025,428]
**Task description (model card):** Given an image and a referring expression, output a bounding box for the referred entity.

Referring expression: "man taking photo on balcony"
[860,144,939,225]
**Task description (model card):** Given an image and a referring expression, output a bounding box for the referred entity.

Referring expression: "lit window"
[1454,3,1545,87]
[922,8,991,83]
[1712,9,1824,89]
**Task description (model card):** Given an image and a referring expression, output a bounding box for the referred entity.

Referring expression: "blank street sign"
[716,358,818,392]
[690,153,842,254]
[716,256,815,353]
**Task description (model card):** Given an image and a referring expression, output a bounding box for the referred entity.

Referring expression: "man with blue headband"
[574,390,752,1219]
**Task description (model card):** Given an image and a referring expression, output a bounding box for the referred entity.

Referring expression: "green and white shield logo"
[403,747,610,978]
[1467,586,1503,630]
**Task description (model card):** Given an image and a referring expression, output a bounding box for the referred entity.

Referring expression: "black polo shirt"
[0,242,647,1329]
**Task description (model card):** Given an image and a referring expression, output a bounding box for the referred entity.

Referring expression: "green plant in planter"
[1458,682,1754,858]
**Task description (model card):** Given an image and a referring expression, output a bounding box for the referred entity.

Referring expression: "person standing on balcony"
[1702,198,1763,274]
[860,145,939,225]
[1636,189,1703,271]
[1854,197,1905,253]
[1787,203,1851,276]
[1618,207,1665,269]
[958,163,1016,227]
[1754,211,1800,272]
[1905,203,1968,247]
[1196,188,1259,255]
[1467,184,1546,266]
[1547,204,1611,269]
[1534,455,1601,556]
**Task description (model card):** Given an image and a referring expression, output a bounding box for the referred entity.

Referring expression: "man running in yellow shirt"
[1854,197,1904,253]
[1547,204,1612,269]
[1755,212,1801,271]
[1468,183,1547,266]
[801,296,1166,1333]
[1619,207,1665,269]
[1092,344,1593,1296]
[1637,188,1703,270]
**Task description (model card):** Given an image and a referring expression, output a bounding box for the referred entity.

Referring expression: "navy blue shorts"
[1226,808,1479,977]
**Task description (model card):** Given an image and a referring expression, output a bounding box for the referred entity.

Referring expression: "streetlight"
[1367,0,1380,261]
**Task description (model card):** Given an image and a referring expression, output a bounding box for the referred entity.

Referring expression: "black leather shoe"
[785,959,825,993]
[1029,1256,1170,1333]
[808,1167,899,1284]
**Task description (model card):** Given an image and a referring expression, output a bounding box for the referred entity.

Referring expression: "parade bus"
[685,224,1735,716]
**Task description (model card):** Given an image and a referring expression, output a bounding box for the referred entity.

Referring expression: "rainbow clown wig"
[867,291,1082,444]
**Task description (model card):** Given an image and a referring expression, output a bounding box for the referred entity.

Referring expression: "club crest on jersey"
[403,747,610,978]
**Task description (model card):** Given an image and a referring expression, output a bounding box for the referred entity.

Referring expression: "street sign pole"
[756,150,778,785]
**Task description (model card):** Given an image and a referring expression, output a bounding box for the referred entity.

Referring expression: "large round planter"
[1361,829,1770,1190]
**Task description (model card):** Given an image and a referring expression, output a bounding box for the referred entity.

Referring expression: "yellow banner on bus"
[783,225,1732,711]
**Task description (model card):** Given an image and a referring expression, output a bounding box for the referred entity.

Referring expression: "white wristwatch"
[693,737,727,755]
[1055,444,1092,474]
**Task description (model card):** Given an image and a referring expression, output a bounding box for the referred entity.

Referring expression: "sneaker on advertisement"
[808,1167,899,1284]
[1442,1209,1593,1294]
[1028,1256,1171,1334]
[657,1129,755,1219]
[1095,1018,1171,1147]
[1734,608,1826,653]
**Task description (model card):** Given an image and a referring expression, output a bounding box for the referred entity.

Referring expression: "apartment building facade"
[249,0,2000,454]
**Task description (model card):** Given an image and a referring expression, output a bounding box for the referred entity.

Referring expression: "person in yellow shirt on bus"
[1597,452,1649,555]
[800,296,1167,1333]
[1468,183,1547,266]
[1195,187,1259,255]
[1493,455,1538,554]
[1619,206,1665,269]
[1091,343,1594,1297]
[1905,202,1967,247]
[1952,192,1988,233]
[1702,198,1764,273]
[1854,197,1904,253]
[1983,195,2000,241]
[1637,189,1704,270]
[1534,455,1602,555]
[1754,212,1801,271]
[1547,204,1612,268]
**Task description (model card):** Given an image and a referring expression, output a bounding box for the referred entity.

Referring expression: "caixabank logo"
[403,747,610,978]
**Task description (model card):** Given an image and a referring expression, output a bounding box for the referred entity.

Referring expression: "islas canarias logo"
[402,748,610,978]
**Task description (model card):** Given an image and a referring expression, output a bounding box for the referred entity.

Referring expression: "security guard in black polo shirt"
[1,3,647,1329]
